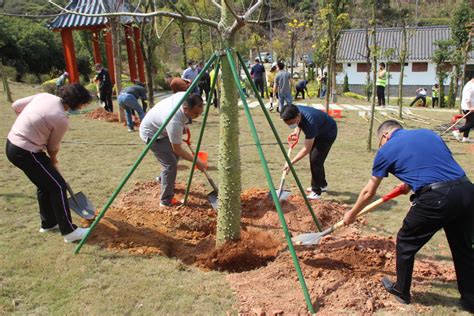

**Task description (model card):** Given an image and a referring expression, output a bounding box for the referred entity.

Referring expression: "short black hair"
[59,83,93,110]
[380,62,386,68]
[377,120,403,138]
[277,61,285,70]
[133,79,145,87]
[280,104,300,121]
[188,60,194,66]
[184,93,203,109]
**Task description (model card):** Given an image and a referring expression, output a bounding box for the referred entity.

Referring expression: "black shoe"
[381,277,410,304]
[460,298,474,313]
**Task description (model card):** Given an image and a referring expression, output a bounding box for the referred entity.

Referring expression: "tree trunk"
[438,68,445,108]
[331,42,337,103]
[180,23,188,68]
[453,64,461,108]
[290,32,295,79]
[367,1,377,152]
[386,64,390,105]
[1,62,13,102]
[110,18,124,121]
[459,34,472,113]
[398,22,407,119]
[365,27,371,102]
[198,24,205,61]
[216,1,242,245]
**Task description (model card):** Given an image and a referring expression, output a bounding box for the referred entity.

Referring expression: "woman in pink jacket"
[6,84,92,243]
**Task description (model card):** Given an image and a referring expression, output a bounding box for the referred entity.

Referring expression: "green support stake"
[183,57,221,205]
[236,51,322,232]
[225,49,316,314]
[74,53,218,254]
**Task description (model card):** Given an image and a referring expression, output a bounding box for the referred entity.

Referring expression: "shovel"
[439,111,471,136]
[183,129,219,210]
[272,131,301,202]
[292,183,408,246]
[65,182,96,219]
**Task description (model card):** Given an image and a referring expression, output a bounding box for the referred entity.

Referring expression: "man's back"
[275,70,291,95]
[251,63,265,79]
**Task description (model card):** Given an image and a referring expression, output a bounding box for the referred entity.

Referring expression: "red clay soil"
[87,181,456,314]
[85,108,140,126]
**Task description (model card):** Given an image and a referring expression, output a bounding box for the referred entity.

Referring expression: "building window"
[347,63,351,67]
[388,63,401,72]
[412,62,428,72]
[357,63,370,72]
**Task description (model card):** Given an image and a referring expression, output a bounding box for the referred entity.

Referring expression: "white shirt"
[139,92,190,144]
[461,80,474,111]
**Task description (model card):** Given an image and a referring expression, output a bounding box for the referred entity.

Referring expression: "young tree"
[367,0,378,152]
[451,0,473,111]
[432,39,455,108]
[394,1,411,119]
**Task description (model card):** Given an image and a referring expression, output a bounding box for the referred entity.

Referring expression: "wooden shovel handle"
[332,184,407,231]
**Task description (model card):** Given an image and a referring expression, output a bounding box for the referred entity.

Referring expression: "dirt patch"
[85,108,140,126]
[88,181,456,314]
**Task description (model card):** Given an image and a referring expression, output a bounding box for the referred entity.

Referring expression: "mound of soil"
[85,108,140,126]
[88,181,456,314]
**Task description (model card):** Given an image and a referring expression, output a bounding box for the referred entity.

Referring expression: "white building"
[336,26,474,96]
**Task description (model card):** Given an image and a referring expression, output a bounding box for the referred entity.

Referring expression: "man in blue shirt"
[182,60,199,94]
[343,120,474,312]
[295,79,308,100]
[250,58,265,98]
[281,104,337,199]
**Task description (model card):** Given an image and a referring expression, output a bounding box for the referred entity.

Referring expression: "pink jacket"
[7,93,69,153]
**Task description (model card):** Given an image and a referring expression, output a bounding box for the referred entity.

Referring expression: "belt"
[418,176,470,195]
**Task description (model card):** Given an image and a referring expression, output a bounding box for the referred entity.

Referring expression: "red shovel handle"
[287,131,300,149]
[382,183,409,202]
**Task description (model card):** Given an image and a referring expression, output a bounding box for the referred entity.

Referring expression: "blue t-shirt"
[296,80,307,90]
[372,129,466,192]
[250,63,265,79]
[297,105,337,140]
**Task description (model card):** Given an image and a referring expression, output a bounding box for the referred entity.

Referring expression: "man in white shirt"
[408,88,427,107]
[140,92,207,206]
[453,77,474,143]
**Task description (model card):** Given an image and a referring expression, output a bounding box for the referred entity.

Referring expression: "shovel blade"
[207,191,218,210]
[292,232,324,246]
[68,191,95,219]
[276,189,291,202]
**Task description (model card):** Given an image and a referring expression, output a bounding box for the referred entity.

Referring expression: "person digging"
[139,93,207,207]
[281,104,337,200]
[343,120,474,312]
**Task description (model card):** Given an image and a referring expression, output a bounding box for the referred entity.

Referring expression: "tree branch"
[243,0,263,21]
[0,12,62,18]
[223,0,240,22]
[247,16,285,24]
[211,0,222,10]
[165,0,186,20]
[48,0,219,29]
[158,18,175,39]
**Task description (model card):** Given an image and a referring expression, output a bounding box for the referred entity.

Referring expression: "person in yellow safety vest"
[431,84,439,108]
[209,66,220,108]
[376,63,387,107]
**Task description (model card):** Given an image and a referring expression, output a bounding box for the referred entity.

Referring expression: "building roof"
[337,25,473,62]
[48,0,140,30]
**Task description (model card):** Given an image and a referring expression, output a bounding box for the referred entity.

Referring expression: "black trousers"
[409,95,426,107]
[5,140,76,235]
[431,97,438,108]
[377,85,385,106]
[309,134,337,195]
[459,110,474,138]
[295,88,306,100]
[395,181,474,304]
[253,77,264,98]
[100,89,113,112]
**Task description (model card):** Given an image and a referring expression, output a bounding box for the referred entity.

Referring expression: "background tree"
[395,1,411,118]
[367,0,378,152]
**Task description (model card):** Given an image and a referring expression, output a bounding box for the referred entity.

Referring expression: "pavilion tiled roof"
[48,0,139,30]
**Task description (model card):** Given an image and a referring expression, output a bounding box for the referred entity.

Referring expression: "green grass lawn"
[1,82,472,314]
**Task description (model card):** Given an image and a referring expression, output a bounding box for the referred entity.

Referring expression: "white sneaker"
[306,191,321,200]
[462,137,474,143]
[64,227,89,243]
[452,130,461,141]
[127,128,135,133]
[306,186,328,193]
[39,224,59,233]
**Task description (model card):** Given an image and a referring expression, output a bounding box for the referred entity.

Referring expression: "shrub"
[343,92,366,100]
[21,73,39,84]
[0,65,17,80]
[39,74,52,83]
[343,74,350,92]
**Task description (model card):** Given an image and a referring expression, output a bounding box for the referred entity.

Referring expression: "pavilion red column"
[123,25,138,82]
[133,27,146,83]
[91,29,102,65]
[60,29,79,83]
[104,29,115,85]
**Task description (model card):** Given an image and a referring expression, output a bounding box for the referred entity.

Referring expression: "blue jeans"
[118,93,145,129]
[278,91,292,112]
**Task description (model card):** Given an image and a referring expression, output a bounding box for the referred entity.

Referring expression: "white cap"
[272,62,277,68]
